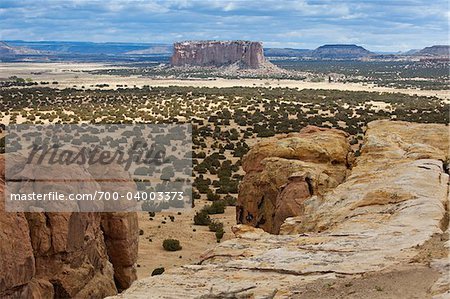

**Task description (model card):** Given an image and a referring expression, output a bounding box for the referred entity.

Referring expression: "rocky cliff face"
[0,155,139,298]
[237,126,353,234]
[111,120,449,298]
[171,40,267,68]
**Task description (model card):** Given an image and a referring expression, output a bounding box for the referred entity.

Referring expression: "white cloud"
[0,0,447,51]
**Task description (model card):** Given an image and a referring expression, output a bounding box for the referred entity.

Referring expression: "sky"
[0,0,448,52]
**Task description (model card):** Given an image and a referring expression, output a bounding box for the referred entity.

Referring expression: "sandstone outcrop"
[112,120,449,298]
[237,126,353,233]
[280,120,449,234]
[0,154,139,298]
[101,213,139,291]
[171,40,267,69]
[89,163,140,290]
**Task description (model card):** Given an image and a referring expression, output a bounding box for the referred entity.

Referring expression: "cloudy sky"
[0,0,448,51]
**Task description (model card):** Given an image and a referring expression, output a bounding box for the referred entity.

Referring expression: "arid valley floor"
[1,60,449,298]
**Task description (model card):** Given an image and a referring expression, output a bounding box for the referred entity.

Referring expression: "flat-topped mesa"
[171,40,267,69]
[312,44,372,59]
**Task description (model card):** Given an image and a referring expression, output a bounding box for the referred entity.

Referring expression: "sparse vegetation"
[208,220,224,232]
[193,209,211,226]
[162,239,182,251]
[215,228,225,243]
[151,267,165,276]
[204,200,226,215]
[1,86,447,211]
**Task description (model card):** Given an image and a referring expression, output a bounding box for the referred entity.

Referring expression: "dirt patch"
[135,199,236,278]
[293,265,440,299]
[410,232,449,264]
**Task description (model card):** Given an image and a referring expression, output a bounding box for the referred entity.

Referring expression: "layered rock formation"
[0,155,139,298]
[237,126,353,233]
[112,120,449,298]
[171,40,267,68]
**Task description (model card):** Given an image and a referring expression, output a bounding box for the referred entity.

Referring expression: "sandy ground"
[296,231,449,299]
[297,265,440,299]
[136,199,236,278]
[1,62,448,101]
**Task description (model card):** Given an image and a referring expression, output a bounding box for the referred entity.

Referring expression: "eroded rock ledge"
[0,156,139,298]
[237,125,353,234]
[112,120,449,299]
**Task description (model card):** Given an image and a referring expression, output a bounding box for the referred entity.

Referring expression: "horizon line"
[3,39,449,52]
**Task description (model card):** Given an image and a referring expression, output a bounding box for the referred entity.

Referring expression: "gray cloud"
[0,0,448,51]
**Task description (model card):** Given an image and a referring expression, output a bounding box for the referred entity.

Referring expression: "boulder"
[237,126,352,233]
[281,120,449,234]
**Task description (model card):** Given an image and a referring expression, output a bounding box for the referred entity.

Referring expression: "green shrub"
[204,200,226,214]
[215,228,225,243]
[206,191,220,201]
[151,267,165,276]
[193,210,211,225]
[223,195,237,206]
[162,239,182,251]
[208,221,224,232]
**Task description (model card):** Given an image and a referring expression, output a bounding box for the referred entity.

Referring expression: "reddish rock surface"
[171,40,266,68]
[0,155,139,298]
[101,212,139,291]
[237,126,353,234]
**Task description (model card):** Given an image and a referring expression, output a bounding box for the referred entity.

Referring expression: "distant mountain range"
[264,44,373,59]
[0,41,42,55]
[312,44,372,59]
[1,40,448,61]
[415,45,449,57]
[125,45,172,55]
[3,40,171,55]
[264,48,312,57]
[264,44,448,59]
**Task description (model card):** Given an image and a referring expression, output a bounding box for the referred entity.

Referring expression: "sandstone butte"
[110,120,449,299]
[171,40,267,69]
[0,154,139,298]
